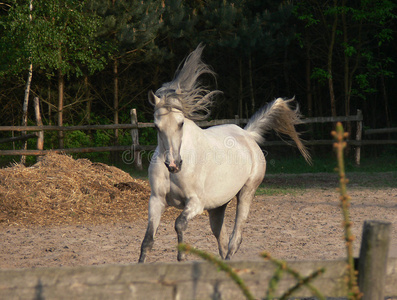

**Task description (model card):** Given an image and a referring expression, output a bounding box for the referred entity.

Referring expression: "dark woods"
[0,0,396,142]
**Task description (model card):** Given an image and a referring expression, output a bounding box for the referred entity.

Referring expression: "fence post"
[33,97,44,152]
[130,108,143,170]
[355,109,363,165]
[234,115,240,126]
[358,220,391,300]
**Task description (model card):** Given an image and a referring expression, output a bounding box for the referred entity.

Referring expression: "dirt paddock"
[1,153,396,269]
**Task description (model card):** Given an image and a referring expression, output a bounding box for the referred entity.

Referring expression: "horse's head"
[150,91,184,173]
[147,44,220,173]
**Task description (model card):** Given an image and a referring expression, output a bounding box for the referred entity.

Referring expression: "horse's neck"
[183,119,203,141]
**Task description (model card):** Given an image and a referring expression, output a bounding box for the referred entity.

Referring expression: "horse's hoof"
[177,253,186,262]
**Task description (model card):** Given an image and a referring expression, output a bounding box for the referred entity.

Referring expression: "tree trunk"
[33,97,44,162]
[21,63,33,164]
[305,47,313,117]
[113,59,119,143]
[248,55,255,115]
[84,75,92,124]
[48,84,52,125]
[130,108,142,170]
[58,70,64,149]
[20,0,33,164]
[84,75,93,140]
[327,0,338,118]
[283,48,291,97]
[305,43,315,154]
[111,58,120,163]
[381,72,391,128]
[342,0,352,134]
[238,58,243,118]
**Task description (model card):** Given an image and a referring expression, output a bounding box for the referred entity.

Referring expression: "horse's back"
[189,123,266,208]
[204,124,264,158]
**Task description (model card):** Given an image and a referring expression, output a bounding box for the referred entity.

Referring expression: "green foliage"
[0,0,396,153]
[91,0,165,60]
[65,130,91,149]
[311,67,330,84]
[0,0,107,78]
[139,128,157,146]
[198,0,294,56]
[94,130,111,146]
[295,0,396,108]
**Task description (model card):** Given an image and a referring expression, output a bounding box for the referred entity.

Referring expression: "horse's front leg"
[138,195,166,263]
[175,196,204,261]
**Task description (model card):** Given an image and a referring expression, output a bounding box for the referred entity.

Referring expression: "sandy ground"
[1,172,396,269]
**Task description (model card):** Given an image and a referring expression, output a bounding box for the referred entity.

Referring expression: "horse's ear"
[148,90,160,106]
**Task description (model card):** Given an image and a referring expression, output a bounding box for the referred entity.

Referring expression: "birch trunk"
[20,0,34,164]
[21,63,33,164]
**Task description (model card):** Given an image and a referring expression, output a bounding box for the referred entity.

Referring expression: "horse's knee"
[175,214,188,233]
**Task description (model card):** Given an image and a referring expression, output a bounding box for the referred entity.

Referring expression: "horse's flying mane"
[154,44,221,121]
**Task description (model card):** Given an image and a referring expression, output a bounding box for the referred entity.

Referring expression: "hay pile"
[0,153,164,227]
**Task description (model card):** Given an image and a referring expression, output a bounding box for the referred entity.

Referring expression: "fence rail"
[1,109,396,165]
[365,127,397,135]
[0,221,393,300]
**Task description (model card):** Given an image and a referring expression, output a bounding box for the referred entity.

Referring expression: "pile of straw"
[0,153,158,227]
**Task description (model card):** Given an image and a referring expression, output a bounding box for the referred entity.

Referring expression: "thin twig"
[331,122,362,300]
[178,243,255,300]
[262,252,326,300]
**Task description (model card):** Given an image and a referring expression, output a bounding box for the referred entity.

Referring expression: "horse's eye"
[178,121,184,129]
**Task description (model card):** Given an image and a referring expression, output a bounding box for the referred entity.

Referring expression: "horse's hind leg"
[208,202,229,259]
[226,185,257,260]
[138,196,166,263]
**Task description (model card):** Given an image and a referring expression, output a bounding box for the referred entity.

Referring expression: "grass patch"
[115,162,149,179]
[255,184,302,196]
[265,153,397,174]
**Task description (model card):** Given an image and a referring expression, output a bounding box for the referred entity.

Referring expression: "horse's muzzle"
[165,160,182,173]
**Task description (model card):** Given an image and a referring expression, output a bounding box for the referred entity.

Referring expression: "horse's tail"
[244,98,312,164]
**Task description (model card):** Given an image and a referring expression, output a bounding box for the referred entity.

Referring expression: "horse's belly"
[201,166,251,209]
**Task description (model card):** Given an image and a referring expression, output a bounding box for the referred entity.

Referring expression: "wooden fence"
[0,221,394,300]
[1,109,396,165]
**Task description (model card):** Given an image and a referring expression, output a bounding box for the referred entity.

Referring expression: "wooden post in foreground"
[358,220,391,300]
[130,108,142,170]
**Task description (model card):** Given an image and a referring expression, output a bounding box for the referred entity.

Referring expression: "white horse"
[138,45,311,263]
